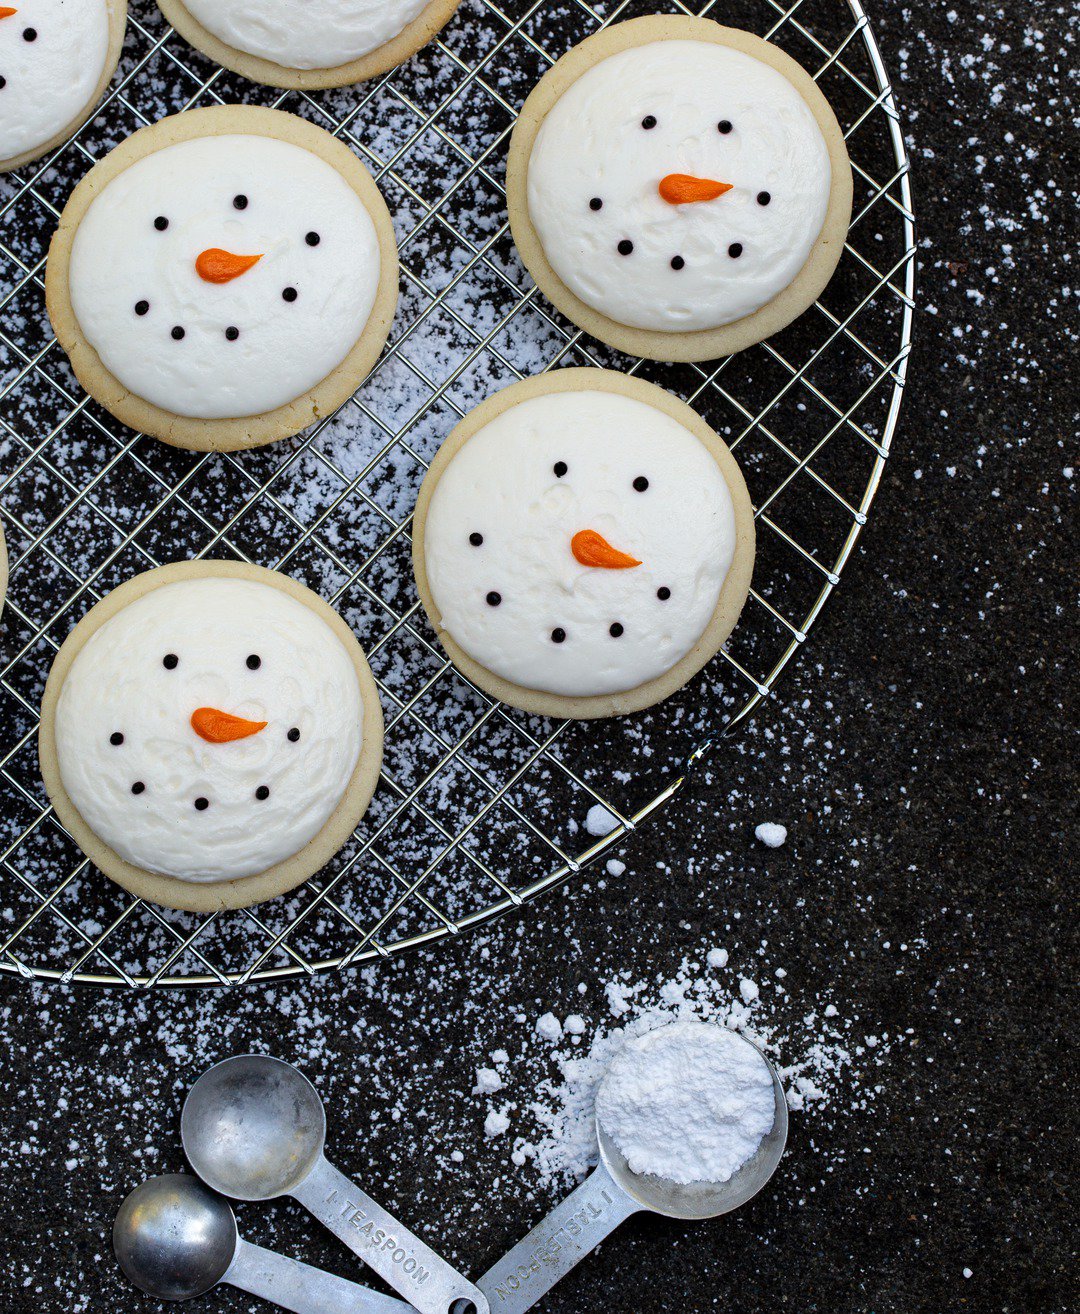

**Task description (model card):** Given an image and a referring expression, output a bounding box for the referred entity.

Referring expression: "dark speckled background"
[0,0,1074,1311]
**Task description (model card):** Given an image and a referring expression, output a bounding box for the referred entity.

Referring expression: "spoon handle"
[294,1156,490,1314]
[228,1237,413,1314]
[477,1161,639,1314]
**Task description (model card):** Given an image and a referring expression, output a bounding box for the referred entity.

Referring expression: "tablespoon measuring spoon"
[182,1055,488,1314]
[477,1031,788,1313]
[114,1174,411,1313]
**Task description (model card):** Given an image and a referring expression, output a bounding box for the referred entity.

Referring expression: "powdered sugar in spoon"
[477,1022,788,1313]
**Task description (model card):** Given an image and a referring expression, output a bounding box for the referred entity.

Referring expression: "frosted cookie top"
[181,0,430,70]
[54,577,364,883]
[0,0,111,162]
[527,39,832,332]
[423,390,737,698]
[68,133,381,420]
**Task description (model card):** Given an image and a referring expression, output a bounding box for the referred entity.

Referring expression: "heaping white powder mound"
[595,1020,776,1185]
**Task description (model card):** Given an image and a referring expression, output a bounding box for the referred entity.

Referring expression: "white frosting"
[0,0,111,162]
[68,134,381,419]
[181,0,431,70]
[527,40,832,332]
[424,390,736,698]
[55,577,364,883]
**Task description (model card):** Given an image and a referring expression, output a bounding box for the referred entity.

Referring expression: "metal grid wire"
[0,0,915,987]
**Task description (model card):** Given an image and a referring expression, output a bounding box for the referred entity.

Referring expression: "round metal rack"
[0,0,915,986]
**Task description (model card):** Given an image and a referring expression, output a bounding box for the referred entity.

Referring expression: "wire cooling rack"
[0,0,915,987]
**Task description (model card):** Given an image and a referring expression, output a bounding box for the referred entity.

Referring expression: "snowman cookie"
[45,105,398,451]
[506,16,853,362]
[157,0,463,90]
[0,0,127,174]
[39,561,384,913]
[412,369,755,719]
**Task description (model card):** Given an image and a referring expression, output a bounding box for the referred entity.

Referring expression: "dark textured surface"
[0,1,1075,1312]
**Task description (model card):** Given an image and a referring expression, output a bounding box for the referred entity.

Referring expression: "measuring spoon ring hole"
[449,1301,479,1314]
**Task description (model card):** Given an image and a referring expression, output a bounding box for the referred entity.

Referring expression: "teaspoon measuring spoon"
[114,1174,411,1313]
[182,1055,488,1314]
[477,1034,789,1313]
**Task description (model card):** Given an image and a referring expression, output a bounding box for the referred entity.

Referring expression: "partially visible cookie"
[507,16,853,362]
[39,560,385,914]
[0,0,127,174]
[45,105,399,451]
[157,0,462,89]
[412,369,756,720]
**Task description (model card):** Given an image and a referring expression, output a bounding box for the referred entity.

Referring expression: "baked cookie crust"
[157,0,463,89]
[0,0,127,175]
[411,368,756,719]
[38,560,385,914]
[506,15,853,363]
[45,104,399,452]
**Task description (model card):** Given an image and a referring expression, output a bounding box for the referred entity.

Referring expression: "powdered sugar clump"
[596,1021,775,1184]
[585,804,620,836]
[755,822,789,848]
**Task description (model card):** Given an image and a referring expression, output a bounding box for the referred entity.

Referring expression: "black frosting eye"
[609,623,624,638]
[617,239,634,256]
[469,532,484,546]
[0,77,6,90]
[728,243,743,259]
[110,732,124,746]
[554,461,567,478]
[233,194,248,210]
[131,782,145,796]
[551,628,567,644]
[135,299,149,316]
[163,654,179,670]
[225,326,239,341]
[718,119,733,134]
[657,586,671,601]
[194,797,209,811]
[641,115,657,130]
[282,287,298,302]
[589,197,603,211]
[633,476,649,492]
[287,727,301,742]
[154,216,169,231]
[670,256,685,271]
[171,326,185,340]
[305,231,321,246]
[246,654,262,670]
[486,591,502,607]
[255,786,270,801]
[757,191,771,206]
[22,27,37,42]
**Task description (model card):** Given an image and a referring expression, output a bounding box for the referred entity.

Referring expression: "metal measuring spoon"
[114,1174,410,1312]
[182,1055,488,1314]
[477,1033,789,1313]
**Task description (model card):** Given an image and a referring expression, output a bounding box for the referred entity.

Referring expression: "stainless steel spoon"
[182,1054,488,1314]
[477,1032,789,1313]
[114,1174,410,1312]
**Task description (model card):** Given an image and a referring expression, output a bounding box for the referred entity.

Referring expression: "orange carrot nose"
[0,7,18,17]
[658,174,733,205]
[195,248,263,284]
[191,708,267,744]
[571,530,642,570]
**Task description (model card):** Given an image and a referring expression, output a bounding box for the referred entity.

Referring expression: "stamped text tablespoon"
[477,1035,788,1313]
[182,1054,488,1314]
[114,1174,411,1313]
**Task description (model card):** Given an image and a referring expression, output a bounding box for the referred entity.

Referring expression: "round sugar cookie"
[506,16,853,362]
[411,369,756,720]
[45,105,399,451]
[0,0,127,174]
[157,0,463,90]
[39,561,385,913]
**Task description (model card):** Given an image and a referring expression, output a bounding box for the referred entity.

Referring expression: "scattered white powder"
[536,1012,563,1042]
[585,804,620,837]
[595,1021,775,1185]
[708,948,729,969]
[755,822,789,848]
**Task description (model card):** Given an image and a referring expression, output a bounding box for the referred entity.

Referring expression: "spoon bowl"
[182,1054,326,1201]
[113,1173,238,1301]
